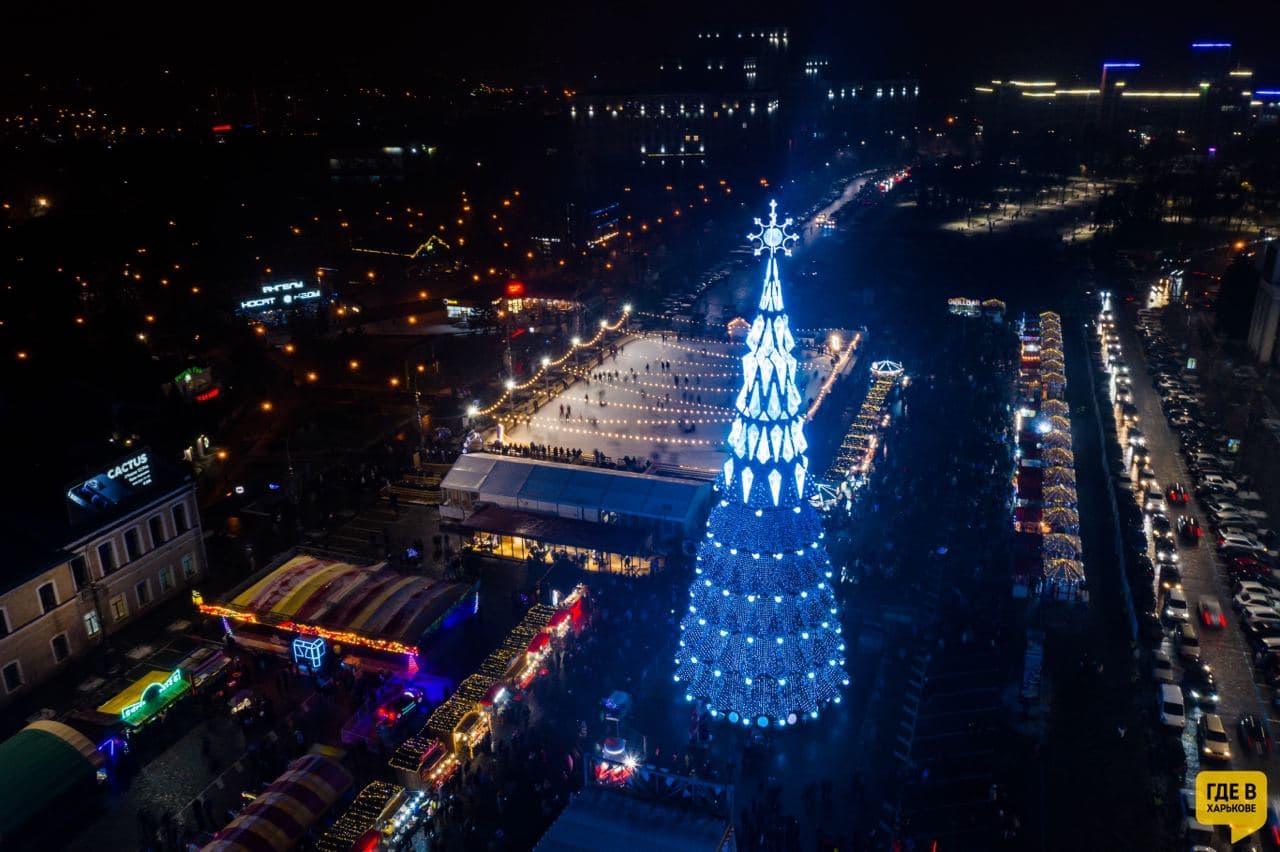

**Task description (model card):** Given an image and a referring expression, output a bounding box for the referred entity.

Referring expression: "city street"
[1115,307,1279,797]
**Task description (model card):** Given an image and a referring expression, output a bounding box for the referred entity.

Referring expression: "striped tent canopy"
[1048,415,1072,433]
[1043,507,1080,533]
[1043,447,1075,467]
[1043,558,1084,583]
[1041,371,1067,387]
[1040,355,1065,372]
[1041,430,1073,450]
[203,754,353,852]
[212,554,473,655]
[1043,484,1078,506]
[1044,533,1083,560]
[0,721,104,842]
[1041,400,1069,418]
[1044,466,1076,487]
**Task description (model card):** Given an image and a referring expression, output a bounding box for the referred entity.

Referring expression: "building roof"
[535,787,730,852]
[202,754,353,852]
[442,454,706,525]
[211,553,473,655]
[0,721,104,841]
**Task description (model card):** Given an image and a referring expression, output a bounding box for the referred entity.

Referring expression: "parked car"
[1151,647,1176,683]
[1198,713,1232,762]
[1176,622,1201,661]
[1159,683,1187,729]
[1234,590,1277,612]
[1182,661,1220,706]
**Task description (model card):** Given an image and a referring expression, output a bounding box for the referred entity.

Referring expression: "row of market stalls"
[813,360,905,512]
[202,752,354,852]
[196,551,478,671]
[1012,312,1087,601]
[386,585,590,792]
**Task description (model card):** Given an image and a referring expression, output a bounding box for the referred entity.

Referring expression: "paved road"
[1115,306,1279,801]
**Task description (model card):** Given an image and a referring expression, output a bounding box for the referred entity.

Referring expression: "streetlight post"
[504,378,516,433]
[541,356,551,398]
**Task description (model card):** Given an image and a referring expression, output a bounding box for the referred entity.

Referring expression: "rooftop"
[442,453,709,525]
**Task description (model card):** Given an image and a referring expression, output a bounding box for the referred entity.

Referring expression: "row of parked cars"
[1098,293,1280,849]
[1132,302,1280,848]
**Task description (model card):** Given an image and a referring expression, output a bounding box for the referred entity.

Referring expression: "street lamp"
[504,378,517,424]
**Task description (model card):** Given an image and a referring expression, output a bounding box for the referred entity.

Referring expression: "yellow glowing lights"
[1120,91,1201,98]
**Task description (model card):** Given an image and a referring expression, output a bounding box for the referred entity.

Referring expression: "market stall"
[0,721,104,844]
[98,668,191,729]
[202,753,353,852]
[197,551,477,662]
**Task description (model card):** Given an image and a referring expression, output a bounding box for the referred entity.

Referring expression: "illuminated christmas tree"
[674,201,848,728]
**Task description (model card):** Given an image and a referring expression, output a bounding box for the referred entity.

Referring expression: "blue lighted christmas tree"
[674,201,848,728]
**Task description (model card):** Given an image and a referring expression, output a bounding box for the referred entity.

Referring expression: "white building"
[0,450,206,707]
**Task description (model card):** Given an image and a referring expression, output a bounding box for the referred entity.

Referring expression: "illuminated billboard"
[237,279,326,315]
[66,449,155,517]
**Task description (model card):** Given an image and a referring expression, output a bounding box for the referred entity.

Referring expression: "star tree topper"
[747,199,798,258]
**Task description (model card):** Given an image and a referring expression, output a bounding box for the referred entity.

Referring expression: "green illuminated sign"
[120,669,186,724]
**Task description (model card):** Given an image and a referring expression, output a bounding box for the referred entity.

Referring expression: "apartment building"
[0,450,206,707]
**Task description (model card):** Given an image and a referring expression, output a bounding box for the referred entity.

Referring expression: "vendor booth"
[197,551,477,662]
[0,721,104,844]
[202,753,353,852]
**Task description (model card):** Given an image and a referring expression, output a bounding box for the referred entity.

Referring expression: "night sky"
[6,1,1276,89]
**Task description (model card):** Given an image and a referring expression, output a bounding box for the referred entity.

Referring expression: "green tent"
[0,721,103,841]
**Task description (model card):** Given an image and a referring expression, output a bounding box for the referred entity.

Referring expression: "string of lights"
[516,421,718,446]
[804,331,861,420]
[468,307,632,418]
[563,370,732,413]
[635,333,740,360]
[529,414,733,427]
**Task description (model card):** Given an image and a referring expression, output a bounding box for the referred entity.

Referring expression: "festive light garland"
[529,415,733,427]
[563,369,732,413]
[316,781,404,852]
[470,308,631,417]
[636,334,740,360]
[512,421,717,446]
[196,602,422,657]
[805,332,862,420]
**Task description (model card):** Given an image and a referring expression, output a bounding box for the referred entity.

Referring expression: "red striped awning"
[202,755,352,852]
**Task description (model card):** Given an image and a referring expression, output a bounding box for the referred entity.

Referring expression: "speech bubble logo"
[1197,770,1267,843]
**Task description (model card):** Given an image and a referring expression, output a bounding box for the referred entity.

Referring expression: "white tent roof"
[442,454,706,525]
